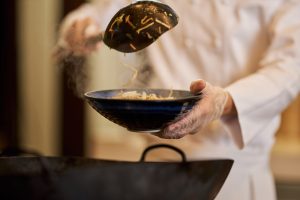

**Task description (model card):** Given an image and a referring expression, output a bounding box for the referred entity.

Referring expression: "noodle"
[112,91,174,100]
[121,62,138,87]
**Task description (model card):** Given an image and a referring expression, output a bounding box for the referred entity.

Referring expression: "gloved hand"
[154,79,234,139]
[53,4,102,61]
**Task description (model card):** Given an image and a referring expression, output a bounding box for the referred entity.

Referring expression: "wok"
[0,144,233,200]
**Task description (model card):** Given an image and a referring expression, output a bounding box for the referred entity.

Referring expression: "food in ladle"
[103,1,178,53]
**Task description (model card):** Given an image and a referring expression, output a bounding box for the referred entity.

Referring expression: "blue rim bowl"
[84,89,201,133]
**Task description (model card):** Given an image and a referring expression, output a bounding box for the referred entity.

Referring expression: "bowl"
[84,89,201,133]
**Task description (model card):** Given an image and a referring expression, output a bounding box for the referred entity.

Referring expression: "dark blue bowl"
[84,89,201,133]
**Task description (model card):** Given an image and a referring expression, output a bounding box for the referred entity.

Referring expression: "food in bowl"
[112,90,174,100]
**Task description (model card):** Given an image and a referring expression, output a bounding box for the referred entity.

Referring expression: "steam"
[55,50,153,98]
[58,54,89,98]
[118,51,152,89]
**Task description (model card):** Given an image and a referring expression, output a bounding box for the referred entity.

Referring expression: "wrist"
[222,92,237,117]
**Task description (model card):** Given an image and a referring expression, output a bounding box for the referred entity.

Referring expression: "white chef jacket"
[62,0,300,199]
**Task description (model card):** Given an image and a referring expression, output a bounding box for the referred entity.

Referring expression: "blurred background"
[1,0,300,199]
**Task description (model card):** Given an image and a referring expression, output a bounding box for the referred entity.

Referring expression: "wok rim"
[0,156,234,165]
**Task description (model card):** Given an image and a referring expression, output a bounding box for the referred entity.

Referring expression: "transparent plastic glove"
[53,4,102,61]
[154,80,229,139]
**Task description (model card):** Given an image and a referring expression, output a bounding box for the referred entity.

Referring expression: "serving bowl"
[84,89,201,133]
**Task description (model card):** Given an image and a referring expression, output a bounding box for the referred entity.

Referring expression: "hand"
[153,79,235,139]
[53,6,102,61]
[64,17,102,56]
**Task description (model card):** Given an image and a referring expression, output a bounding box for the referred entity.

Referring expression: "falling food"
[103,1,178,53]
[121,62,139,87]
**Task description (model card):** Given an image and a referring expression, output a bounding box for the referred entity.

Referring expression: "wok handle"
[140,144,186,162]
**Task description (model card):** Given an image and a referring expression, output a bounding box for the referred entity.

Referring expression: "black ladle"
[102,0,178,53]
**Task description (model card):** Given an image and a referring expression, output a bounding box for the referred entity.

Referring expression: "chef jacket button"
[212,37,223,49]
[220,0,230,6]
[184,38,194,49]
[191,0,200,5]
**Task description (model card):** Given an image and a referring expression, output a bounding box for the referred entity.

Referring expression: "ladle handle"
[85,33,103,46]
[140,144,187,162]
[53,32,103,62]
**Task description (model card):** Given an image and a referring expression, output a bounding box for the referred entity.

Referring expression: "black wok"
[0,144,233,200]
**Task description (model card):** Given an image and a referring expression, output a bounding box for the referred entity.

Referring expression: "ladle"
[95,0,178,53]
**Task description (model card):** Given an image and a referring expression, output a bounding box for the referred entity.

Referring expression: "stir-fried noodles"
[112,91,174,100]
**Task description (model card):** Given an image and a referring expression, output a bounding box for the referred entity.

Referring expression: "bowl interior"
[84,89,201,132]
[85,88,199,101]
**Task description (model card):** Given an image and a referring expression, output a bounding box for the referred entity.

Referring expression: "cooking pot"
[0,144,233,200]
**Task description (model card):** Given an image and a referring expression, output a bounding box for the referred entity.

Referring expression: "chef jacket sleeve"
[224,1,300,149]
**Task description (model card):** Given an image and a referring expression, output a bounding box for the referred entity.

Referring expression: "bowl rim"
[84,88,202,102]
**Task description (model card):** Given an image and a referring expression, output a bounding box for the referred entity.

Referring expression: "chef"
[55,0,300,199]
